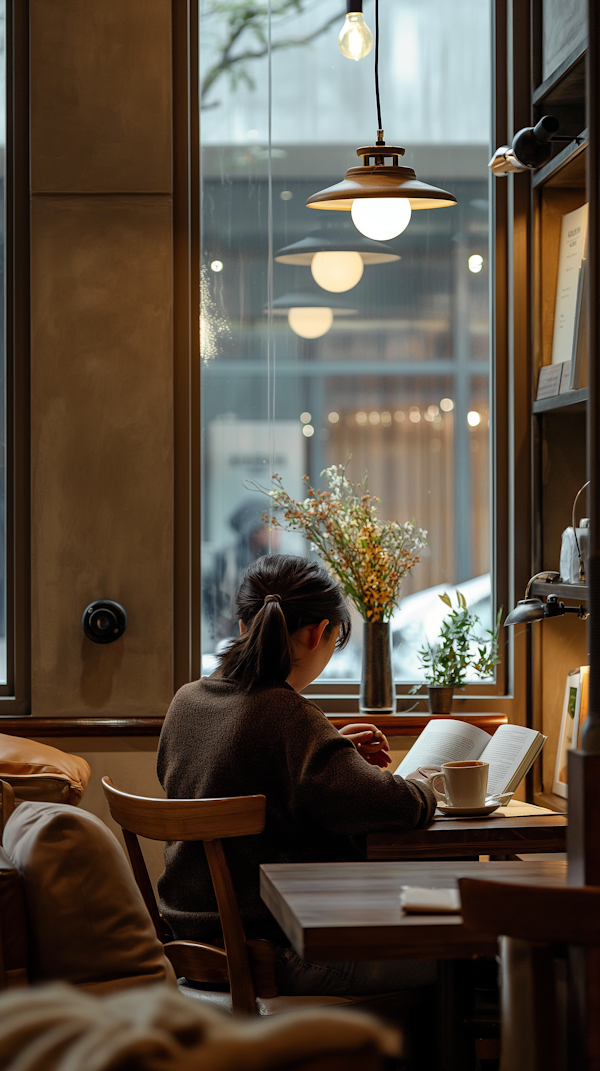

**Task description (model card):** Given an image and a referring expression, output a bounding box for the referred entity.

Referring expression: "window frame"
[0,0,30,712]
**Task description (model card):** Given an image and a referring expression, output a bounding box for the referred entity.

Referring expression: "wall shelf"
[533,791,567,814]
[533,40,587,107]
[532,130,587,189]
[529,581,588,602]
[533,388,588,414]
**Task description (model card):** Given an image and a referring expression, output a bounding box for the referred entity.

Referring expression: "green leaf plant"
[410,591,502,691]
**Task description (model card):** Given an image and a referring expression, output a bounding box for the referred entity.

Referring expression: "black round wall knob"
[82,600,127,644]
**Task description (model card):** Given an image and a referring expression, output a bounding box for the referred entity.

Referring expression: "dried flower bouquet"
[262,465,427,622]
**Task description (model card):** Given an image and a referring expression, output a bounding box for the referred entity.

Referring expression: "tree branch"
[201,4,346,109]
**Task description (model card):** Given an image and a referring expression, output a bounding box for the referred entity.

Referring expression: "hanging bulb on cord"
[338,1,373,61]
[351,198,412,241]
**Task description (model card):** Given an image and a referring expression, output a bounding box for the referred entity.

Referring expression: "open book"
[395,720,546,799]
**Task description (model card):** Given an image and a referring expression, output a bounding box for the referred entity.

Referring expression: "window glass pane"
[199,0,492,685]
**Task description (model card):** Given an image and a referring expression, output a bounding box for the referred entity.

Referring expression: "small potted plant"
[412,592,502,714]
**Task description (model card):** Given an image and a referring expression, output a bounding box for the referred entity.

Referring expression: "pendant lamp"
[307,0,457,239]
[275,222,400,294]
[266,292,356,339]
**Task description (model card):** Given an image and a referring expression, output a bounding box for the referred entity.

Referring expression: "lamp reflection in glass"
[288,306,333,339]
[505,572,588,626]
[311,250,364,292]
[338,1,373,61]
[266,292,356,340]
[275,222,400,293]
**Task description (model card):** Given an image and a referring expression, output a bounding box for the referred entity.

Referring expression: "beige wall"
[30,0,174,718]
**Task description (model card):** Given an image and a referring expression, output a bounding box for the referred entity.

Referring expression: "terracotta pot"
[359,621,396,714]
[427,685,454,715]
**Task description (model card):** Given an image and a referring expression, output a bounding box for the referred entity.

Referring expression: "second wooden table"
[364,811,566,860]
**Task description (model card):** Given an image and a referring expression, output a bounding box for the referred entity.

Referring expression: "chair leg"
[436,960,477,1071]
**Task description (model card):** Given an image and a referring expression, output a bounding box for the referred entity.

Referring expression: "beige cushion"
[0,982,400,1071]
[0,734,91,805]
[2,801,176,993]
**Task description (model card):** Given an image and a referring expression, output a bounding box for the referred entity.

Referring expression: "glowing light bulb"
[287,307,333,339]
[338,11,373,61]
[310,250,364,292]
[351,198,412,241]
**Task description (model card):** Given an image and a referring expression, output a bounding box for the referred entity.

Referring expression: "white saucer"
[436,799,503,818]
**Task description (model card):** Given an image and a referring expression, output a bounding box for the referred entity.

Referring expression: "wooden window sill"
[0,712,508,738]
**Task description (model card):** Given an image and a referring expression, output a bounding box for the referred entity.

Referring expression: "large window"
[199,0,492,690]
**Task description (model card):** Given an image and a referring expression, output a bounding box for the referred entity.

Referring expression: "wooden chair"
[459,877,600,1071]
[102,776,433,1035]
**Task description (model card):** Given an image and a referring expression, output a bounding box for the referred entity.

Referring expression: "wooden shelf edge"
[529,581,588,601]
[532,130,588,188]
[532,39,587,105]
[533,387,588,413]
[534,791,567,814]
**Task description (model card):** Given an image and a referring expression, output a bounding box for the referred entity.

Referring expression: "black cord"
[374,0,383,138]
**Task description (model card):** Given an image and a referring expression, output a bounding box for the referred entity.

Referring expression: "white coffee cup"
[425,760,489,808]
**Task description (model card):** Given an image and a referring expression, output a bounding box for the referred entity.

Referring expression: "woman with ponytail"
[157,554,436,996]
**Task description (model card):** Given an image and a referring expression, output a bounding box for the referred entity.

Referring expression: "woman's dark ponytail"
[216,554,351,691]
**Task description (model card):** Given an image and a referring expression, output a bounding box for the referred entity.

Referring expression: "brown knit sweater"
[157,676,436,945]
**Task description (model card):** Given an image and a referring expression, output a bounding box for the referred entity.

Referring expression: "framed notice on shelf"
[570,257,588,389]
[551,203,588,368]
[553,667,587,798]
[536,364,562,400]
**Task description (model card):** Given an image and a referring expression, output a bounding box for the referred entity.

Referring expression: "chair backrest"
[102,777,267,1014]
[459,878,600,945]
[459,878,600,1071]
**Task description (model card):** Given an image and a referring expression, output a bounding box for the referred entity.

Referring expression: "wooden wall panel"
[30,195,173,716]
[28,0,175,718]
[30,0,172,194]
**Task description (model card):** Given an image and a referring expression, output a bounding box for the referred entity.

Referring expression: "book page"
[395,719,492,778]
[551,203,588,365]
[479,724,545,796]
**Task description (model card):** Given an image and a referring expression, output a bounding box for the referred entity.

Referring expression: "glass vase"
[359,621,396,714]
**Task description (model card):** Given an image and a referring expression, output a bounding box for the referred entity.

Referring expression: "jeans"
[273,944,436,997]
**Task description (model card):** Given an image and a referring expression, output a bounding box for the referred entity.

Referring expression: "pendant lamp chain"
[374,0,383,142]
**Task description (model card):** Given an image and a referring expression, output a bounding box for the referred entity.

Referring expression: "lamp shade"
[307,145,457,214]
[275,224,401,293]
[275,224,401,266]
[504,598,546,625]
[267,292,356,315]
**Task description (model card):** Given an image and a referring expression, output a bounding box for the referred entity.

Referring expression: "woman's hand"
[339,723,392,768]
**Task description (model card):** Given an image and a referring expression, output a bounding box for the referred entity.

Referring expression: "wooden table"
[365,812,567,860]
[261,859,567,1071]
[260,859,567,961]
